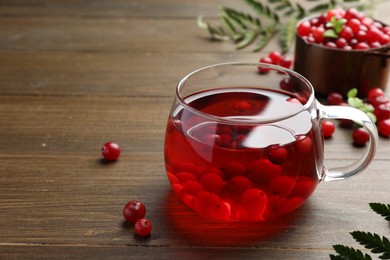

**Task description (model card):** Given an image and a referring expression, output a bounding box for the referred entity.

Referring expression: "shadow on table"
[162,191,311,247]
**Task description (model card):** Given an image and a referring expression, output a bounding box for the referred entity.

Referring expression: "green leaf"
[220,15,238,35]
[197,16,229,41]
[275,3,289,11]
[369,202,390,221]
[324,29,338,38]
[348,97,364,107]
[351,231,390,259]
[347,88,358,98]
[253,23,276,52]
[236,31,258,49]
[332,244,373,260]
[309,3,330,13]
[296,3,306,18]
[367,112,377,123]
[279,17,297,54]
[244,0,279,21]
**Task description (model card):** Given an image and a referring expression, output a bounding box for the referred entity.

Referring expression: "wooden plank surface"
[0,0,390,259]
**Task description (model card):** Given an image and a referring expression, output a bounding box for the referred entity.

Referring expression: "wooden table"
[1,1,389,259]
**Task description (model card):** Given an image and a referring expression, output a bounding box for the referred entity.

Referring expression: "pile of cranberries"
[123,200,152,237]
[297,8,390,50]
[258,51,292,73]
[324,88,390,145]
[100,142,152,237]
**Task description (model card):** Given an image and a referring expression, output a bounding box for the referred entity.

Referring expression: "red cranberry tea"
[164,88,323,221]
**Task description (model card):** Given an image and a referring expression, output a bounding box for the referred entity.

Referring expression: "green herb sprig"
[324,16,347,38]
[347,88,377,123]
[198,0,374,53]
[330,202,390,259]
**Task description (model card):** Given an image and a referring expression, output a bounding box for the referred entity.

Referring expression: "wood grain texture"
[0,0,390,259]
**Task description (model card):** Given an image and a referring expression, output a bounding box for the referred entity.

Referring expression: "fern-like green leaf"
[309,3,331,13]
[197,16,229,41]
[236,31,258,49]
[332,244,373,260]
[351,231,390,259]
[369,202,390,221]
[296,3,306,18]
[279,17,297,54]
[244,0,279,22]
[252,24,275,52]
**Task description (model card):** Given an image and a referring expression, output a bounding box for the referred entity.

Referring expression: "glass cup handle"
[318,103,378,182]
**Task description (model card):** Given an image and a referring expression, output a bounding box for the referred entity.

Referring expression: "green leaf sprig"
[324,16,347,38]
[198,0,374,53]
[347,88,376,123]
[330,202,390,260]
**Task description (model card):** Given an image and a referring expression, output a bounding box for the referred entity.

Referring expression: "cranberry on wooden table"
[101,142,121,161]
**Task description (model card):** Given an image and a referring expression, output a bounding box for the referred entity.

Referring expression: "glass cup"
[164,62,378,221]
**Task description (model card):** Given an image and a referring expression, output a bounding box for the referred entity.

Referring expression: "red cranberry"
[234,101,251,112]
[352,128,370,146]
[361,17,374,27]
[176,171,197,183]
[279,56,292,69]
[200,173,224,193]
[378,119,390,137]
[268,146,288,164]
[321,120,335,138]
[344,8,359,20]
[134,218,152,237]
[269,51,282,64]
[215,133,232,147]
[325,41,337,48]
[280,77,292,91]
[339,26,354,41]
[123,201,146,223]
[370,42,382,48]
[258,57,273,73]
[312,27,325,43]
[335,38,348,48]
[221,161,246,180]
[349,38,358,47]
[374,103,390,122]
[371,95,389,107]
[101,142,121,161]
[241,188,268,220]
[247,159,281,186]
[182,181,203,196]
[355,30,368,42]
[228,176,251,193]
[326,8,344,21]
[368,88,384,103]
[367,27,382,43]
[354,42,370,50]
[297,21,311,37]
[327,92,344,105]
[347,18,361,33]
[269,176,296,197]
[380,34,390,45]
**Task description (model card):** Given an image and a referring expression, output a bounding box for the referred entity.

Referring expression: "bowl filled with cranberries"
[294,7,390,98]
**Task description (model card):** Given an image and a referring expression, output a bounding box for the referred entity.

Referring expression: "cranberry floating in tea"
[164,62,378,221]
[294,8,390,97]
